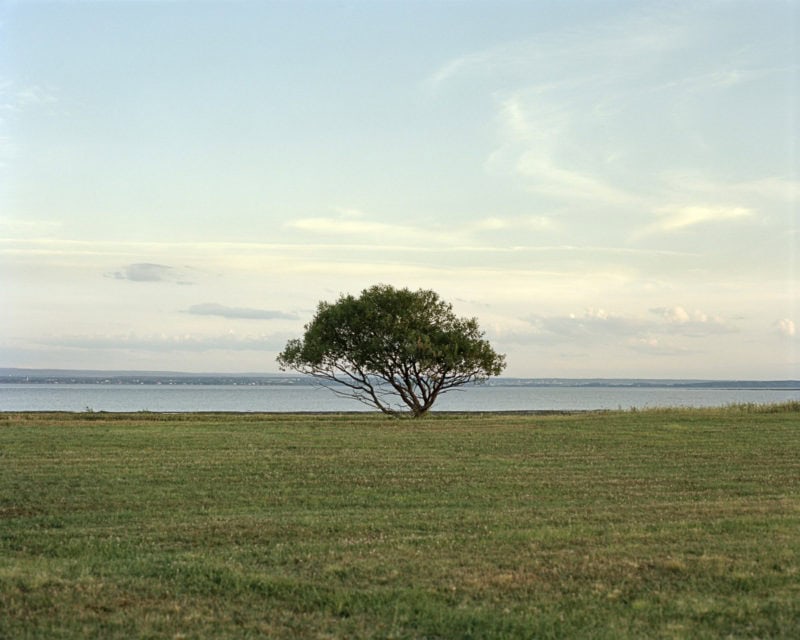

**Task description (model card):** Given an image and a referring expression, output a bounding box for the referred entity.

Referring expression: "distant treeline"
[495,378,800,390]
[1,373,302,386]
[1,369,798,390]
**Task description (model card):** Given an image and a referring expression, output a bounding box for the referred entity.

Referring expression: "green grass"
[1,406,799,639]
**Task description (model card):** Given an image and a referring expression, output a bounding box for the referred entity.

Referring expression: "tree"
[277,284,506,418]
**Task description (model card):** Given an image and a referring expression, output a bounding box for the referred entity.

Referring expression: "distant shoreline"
[1,368,798,390]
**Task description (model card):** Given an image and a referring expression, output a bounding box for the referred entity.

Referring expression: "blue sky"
[1,0,797,378]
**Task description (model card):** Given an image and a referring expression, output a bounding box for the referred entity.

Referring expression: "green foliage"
[278,284,506,417]
[1,408,799,639]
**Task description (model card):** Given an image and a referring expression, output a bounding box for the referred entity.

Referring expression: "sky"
[0,0,798,379]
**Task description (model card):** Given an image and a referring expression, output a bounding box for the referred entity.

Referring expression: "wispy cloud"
[469,215,556,232]
[638,205,753,236]
[431,4,791,246]
[0,217,62,235]
[39,331,285,352]
[427,7,690,92]
[286,208,560,248]
[626,336,694,357]
[516,151,640,204]
[487,94,641,206]
[659,173,800,204]
[527,308,647,344]
[109,263,177,283]
[649,306,734,336]
[13,85,58,108]
[734,177,800,203]
[286,216,423,239]
[186,303,297,321]
[523,304,736,348]
[0,81,59,114]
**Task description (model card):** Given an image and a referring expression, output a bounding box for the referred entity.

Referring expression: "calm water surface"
[1,383,797,413]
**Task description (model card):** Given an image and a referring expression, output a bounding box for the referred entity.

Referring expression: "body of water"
[1,383,798,413]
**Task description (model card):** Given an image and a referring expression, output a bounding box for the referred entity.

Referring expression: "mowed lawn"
[1,406,799,639]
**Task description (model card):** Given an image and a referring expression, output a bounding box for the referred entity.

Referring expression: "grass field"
[1,405,799,639]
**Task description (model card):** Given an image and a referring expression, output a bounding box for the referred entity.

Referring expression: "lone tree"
[277,284,506,417]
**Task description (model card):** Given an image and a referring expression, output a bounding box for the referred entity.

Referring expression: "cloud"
[331,206,369,219]
[426,49,494,90]
[286,213,430,244]
[777,318,796,338]
[291,216,393,234]
[649,306,734,336]
[524,305,736,348]
[39,331,286,352]
[286,208,560,250]
[110,263,175,282]
[0,217,62,235]
[429,10,696,211]
[108,263,193,284]
[626,337,694,357]
[645,205,754,234]
[187,303,297,321]
[527,309,647,343]
[14,85,58,108]
[516,152,640,204]
[660,173,800,204]
[469,215,557,233]
[735,177,800,203]
[490,95,641,207]
[432,3,792,249]
[427,8,689,93]
[652,306,693,324]
[0,81,58,116]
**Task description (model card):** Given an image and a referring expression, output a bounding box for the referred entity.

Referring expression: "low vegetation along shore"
[2,405,799,638]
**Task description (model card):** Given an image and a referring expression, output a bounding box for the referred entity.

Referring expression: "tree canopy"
[277,285,506,417]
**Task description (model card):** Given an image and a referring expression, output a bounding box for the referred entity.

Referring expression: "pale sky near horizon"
[1,0,798,378]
